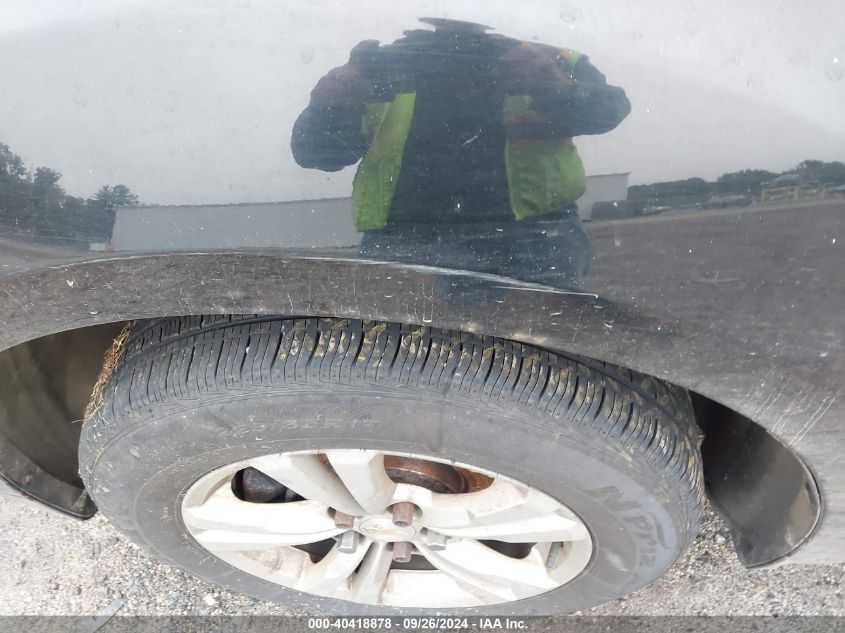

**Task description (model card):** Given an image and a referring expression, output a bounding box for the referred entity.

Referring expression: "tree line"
[3,138,843,239]
[628,160,845,210]
[0,142,140,241]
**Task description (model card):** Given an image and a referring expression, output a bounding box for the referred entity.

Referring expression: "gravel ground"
[1,497,843,617]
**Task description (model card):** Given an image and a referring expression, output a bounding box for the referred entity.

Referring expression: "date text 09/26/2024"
[307,617,528,629]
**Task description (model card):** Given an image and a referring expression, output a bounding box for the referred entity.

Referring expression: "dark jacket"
[291,33,630,227]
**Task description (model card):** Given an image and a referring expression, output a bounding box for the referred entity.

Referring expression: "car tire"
[80,315,704,614]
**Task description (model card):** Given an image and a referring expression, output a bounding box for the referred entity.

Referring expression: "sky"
[1,0,843,205]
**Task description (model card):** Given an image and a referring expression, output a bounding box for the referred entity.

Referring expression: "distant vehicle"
[700,194,753,209]
[642,204,672,215]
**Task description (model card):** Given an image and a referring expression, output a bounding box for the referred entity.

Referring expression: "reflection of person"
[291,18,630,287]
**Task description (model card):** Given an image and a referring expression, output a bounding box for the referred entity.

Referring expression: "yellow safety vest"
[351,48,587,231]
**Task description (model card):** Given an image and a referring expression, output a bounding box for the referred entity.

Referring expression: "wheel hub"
[358,517,417,542]
[181,449,593,608]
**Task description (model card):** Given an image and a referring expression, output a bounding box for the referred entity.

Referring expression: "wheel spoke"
[323,449,397,514]
[430,511,588,543]
[295,538,373,594]
[348,541,393,604]
[182,484,343,549]
[248,453,365,516]
[420,478,589,543]
[415,539,557,602]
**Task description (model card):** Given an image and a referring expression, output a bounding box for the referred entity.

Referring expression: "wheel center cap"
[358,517,416,542]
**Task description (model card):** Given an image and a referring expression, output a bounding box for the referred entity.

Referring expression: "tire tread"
[83,315,704,541]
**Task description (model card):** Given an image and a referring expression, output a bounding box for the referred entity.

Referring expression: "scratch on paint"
[492,285,599,299]
[771,388,818,435]
[1,287,28,313]
[789,390,840,447]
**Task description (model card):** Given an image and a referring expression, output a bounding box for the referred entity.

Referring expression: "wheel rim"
[181,449,593,608]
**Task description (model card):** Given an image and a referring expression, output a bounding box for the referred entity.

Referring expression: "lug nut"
[337,530,359,554]
[392,541,413,563]
[423,529,448,551]
[334,510,355,529]
[391,502,416,528]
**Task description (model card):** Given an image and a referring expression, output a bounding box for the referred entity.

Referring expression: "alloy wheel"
[181,449,593,608]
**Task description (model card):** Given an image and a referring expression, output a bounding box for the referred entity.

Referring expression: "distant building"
[108,173,632,250]
[760,172,823,204]
[109,198,358,251]
[576,173,630,220]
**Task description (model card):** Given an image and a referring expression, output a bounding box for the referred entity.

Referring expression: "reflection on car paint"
[291,18,630,288]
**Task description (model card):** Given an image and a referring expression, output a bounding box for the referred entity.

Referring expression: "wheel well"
[0,322,125,517]
[0,318,820,565]
[693,393,820,567]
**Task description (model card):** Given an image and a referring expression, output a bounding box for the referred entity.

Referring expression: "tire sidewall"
[82,386,693,615]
